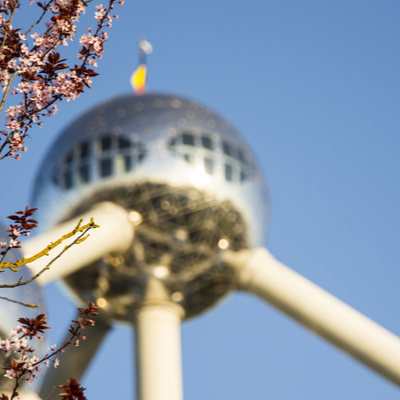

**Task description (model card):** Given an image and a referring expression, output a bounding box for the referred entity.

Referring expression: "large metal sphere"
[32,93,268,322]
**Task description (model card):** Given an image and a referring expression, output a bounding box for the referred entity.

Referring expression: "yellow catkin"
[0,218,99,273]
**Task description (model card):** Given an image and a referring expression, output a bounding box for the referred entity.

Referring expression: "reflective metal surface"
[32,93,268,322]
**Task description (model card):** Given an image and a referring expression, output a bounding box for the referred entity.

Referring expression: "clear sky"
[2,1,400,399]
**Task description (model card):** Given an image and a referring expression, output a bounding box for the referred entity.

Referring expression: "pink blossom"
[0,0,124,160]
[10,327,22,337]
[4,369,17,379]
[9,238,20,248]
[7,226,21,237]
[30,355,40,364]
[0,338,12,351]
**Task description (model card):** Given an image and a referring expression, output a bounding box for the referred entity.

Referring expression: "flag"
[131,64,147,95]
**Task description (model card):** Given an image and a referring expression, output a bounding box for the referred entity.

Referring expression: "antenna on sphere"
[130,36,153,95]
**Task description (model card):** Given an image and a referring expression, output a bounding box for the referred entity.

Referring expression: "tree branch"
[0,295,39,308]
[0,218,99,287]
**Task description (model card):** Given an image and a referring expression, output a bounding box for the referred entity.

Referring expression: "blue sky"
[2,1,400,399]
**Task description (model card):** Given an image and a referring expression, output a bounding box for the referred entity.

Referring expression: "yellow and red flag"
[131,64,147,95]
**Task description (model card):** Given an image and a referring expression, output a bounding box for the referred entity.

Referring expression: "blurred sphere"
[32,93,268,322]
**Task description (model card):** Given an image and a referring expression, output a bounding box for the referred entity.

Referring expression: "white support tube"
[221,247,400,387]
[134,279,184,400]
[21,202,133,285]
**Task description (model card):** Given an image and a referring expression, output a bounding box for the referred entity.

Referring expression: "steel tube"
[222,247,400,387]
[134,279,184,400]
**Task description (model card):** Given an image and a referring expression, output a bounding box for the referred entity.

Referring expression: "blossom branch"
[0,70,16,118]
[0,1,18,56]
[0,0,124,160]
[0,205,38,264]
[23,0,56,37]
[1,303,99,400]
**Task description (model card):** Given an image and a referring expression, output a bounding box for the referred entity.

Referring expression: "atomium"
[29,94,400,399]
[32,93,268,322]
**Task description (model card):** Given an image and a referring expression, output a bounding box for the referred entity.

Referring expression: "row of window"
[169,131,254,169]
[183,153,248,182]
[57,136,146,189]
[61,153,147,189]
[63,136,138,167]
[55,133,253,190]
[60,155,246,189]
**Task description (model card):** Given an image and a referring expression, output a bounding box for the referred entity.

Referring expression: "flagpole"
[131,37,153,95]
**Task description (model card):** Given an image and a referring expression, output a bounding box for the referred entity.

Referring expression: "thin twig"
[0,70,18,117]
[0,221,98,288]
[0,295,38,308]
[24,0,56,36]
[0,5,16,56]
[42,385,57,400]
[10,371,20,400]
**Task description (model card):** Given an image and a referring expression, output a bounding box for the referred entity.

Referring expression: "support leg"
[133,278,184,400]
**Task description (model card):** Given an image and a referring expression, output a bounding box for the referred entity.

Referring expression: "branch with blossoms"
[0,220,99,288]
[0,0,124,160]
[0,207,99,273]
[0,302,99,400]
[0,1,123,398]
[0,205,99,308]
[0,205,38,264]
